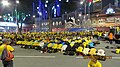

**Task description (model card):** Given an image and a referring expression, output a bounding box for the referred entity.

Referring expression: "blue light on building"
[53,0,60,17]
[37,0,48,20]
[54,8,57,17]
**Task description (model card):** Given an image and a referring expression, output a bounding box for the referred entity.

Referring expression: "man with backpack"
[0,38,14,67]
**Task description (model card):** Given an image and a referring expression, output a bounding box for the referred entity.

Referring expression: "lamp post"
[48,3,54,32]
[15,0,20,33]
[79,13,83,28]
[80,0,88,28]
[1,0,9,32]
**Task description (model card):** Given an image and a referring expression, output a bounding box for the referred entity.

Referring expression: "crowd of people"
[0,31,107,56]
[0,31,119,67]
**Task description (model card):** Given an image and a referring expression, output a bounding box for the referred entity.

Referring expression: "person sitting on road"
[76,45,84,56]
[116,47,120,54]
[89,42,95,49]
[88,48,97,56]
[61,45,67,52]
[96,49,105,56]
[82,48,90,56]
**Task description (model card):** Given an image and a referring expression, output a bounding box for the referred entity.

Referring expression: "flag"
[87,0,93,6]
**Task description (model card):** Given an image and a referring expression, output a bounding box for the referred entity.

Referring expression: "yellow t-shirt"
[52,44,58,49]
[0,44,14,55]
[0,44,14,60]
[88,60,102,67]
[76,46,83,52]
[89,48,97,55]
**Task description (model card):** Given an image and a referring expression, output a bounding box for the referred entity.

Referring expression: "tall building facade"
[102,0,114,9]
[93,0,120,12]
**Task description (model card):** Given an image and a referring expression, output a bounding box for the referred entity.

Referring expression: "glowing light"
[52,6,55,10]
[7,27,9,29]
[80,1,84,4]
[16,0,19,4]
[66,0,69,2]
[8,13,10,16]
[45,4,47,7]
[79,14,82,17]
[57,5,59,7]
[37,7,39,9]
[59,0,61,1]
[0,16,2,18]
[106,8,115,14]
[2,0,10,6]
[23,18,26,21]
[45,11,47,13]
[54,9,57,17]
[29,14,31,16]
[33,15,36,18]
[26,15,28,17]
[46,0,48,3]
[38,12,42,16]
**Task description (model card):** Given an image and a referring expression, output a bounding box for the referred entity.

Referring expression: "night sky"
[18,0,78,14]
[1,0,120,24]
[1,0,120,15]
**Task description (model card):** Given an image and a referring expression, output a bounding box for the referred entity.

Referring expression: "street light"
[15,0,20,33]
[16,0,20,4]
[80,1,84,5]
[46,0,48,3]
[2,0,10,6]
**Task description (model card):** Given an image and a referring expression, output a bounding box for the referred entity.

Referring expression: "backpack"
[1,45,14,61]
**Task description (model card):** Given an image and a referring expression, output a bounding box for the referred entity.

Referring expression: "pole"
[84,1,87,22]
[48,3,54,32]
[33,2,35,15]
[85,2,87,16]
[15,5,19,33]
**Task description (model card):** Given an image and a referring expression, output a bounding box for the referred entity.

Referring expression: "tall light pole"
[80,0,88,28]
[15,0,20,33]
[48,3,54,32]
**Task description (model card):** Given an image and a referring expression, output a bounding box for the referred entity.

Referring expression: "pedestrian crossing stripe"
[14,56,56,58]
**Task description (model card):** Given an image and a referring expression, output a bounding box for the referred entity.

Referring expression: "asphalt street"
[0,40,120,67]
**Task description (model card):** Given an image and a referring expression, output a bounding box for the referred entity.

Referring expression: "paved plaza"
[0,40,120,67]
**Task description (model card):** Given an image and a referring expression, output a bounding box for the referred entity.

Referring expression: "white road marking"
[76,56,120,60]
[76,56,84,59]
[96,47,105,48]
[15,56,56,58]
[112,57,120,59]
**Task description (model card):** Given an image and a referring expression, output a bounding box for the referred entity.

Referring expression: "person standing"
[108,32,114,44]
[88,56,102,67]
[0,38,14,67]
